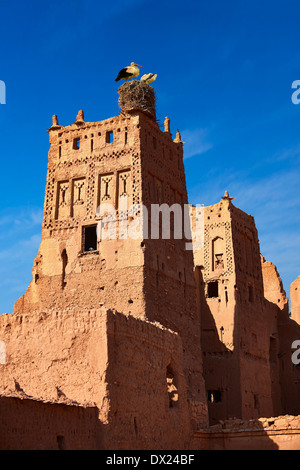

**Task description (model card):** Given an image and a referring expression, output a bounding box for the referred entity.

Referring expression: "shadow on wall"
[0,395,105,450]
[275,306,300,417]
[195,266,242,425]
[196,266,300,428]
[193,419,281,450]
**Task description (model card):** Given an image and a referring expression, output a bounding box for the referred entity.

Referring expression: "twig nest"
[118,80,156,120]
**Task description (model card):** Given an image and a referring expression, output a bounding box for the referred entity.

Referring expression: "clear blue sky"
[0,0,299,313]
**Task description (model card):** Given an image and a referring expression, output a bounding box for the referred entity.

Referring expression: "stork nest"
[118,80,156,120]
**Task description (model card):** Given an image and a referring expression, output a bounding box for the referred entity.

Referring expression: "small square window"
[83,225,97,252]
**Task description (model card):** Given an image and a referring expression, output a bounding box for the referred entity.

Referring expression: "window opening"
[73,138,80,150]
[56,435,65,450]
[166,365,178,408]
[106,131,113,143]
[61,249,68,289]
[83,225,97,252]
[207,390,221,403]
[207,281,219,298]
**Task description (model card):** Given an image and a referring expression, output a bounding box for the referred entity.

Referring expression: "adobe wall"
[230,204,276,421]
[0,307,198,449]
[261,256,289,312]
[261,257,287,416]
[192,415,300,450]
[135,111,208,426]
[0,309,109,410]
[277,312,300,416]
[261,258,300,416]
[104,311,195,449]
[0,395,103,450]
[291,276,300,325]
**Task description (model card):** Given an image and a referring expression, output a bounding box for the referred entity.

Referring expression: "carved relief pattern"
[58,182,69,207]
[100,174,114,203]
[118,171,130,197]
[43,148,138,229]
[204,222,233,281]
[56,181,70,220]
[73,179,85,205]
[86,162,95,218]
[118,170,132,209]
[43,167,56,229]
[131,153,140,205]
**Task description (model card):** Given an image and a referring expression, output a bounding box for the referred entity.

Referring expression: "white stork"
[115,62,142,82]
[140,73,157,84]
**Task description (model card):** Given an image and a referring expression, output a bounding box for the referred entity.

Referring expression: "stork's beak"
[135,64,142,67]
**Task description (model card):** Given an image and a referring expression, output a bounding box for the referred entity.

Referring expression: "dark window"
[83,225,97,252]
[166,364,178,408]
[61,249,68,289]
[207,390,221,403]
[56,435,65,450]
[73,138,80,150]
[207,281,219,298]
[106,131,113,143]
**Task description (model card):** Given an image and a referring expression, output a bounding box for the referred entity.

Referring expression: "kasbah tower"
[1,67,300,450]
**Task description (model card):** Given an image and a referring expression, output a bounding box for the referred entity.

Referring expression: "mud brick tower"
[8,80,208,446]
[192,192,279,424]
